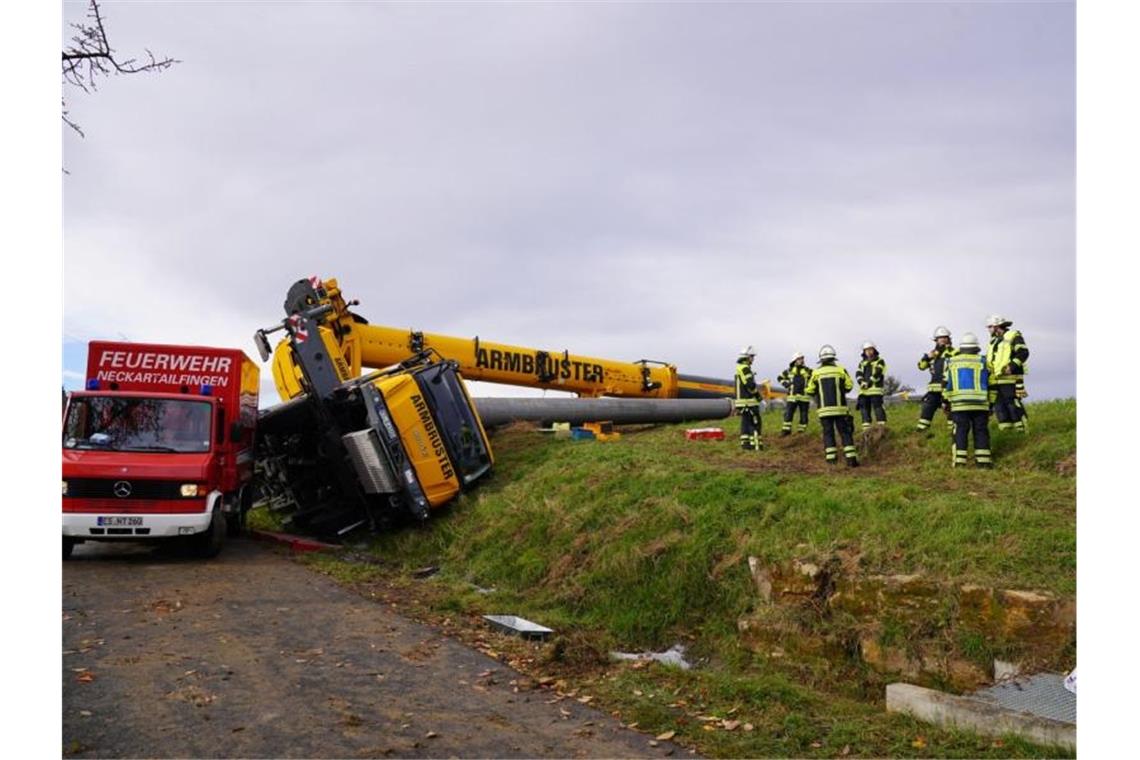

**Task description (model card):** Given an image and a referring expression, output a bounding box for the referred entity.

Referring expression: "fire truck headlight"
[180,484,200,497]
[62,480,69,496]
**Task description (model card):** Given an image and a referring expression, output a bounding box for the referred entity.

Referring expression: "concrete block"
[885,682,1074,751]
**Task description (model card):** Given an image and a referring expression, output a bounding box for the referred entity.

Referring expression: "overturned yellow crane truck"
[253,298,495,537]
[253,277,733,538]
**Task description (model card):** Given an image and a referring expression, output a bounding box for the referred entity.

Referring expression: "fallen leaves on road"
[166,685,216,707]
[656,730,676,741]
[76,672,95,683]
[149,599,183,615]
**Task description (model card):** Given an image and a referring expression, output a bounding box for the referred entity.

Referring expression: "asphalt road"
[62,539,672,758]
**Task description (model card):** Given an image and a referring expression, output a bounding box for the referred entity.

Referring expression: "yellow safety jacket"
[806,363,853,418]
[988,329,1028,386]
[944,351,991,412]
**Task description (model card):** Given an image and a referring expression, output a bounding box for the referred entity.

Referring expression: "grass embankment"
[293,399,1076,758]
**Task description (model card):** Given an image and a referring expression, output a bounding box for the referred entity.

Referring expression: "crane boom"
[269,277,745,402]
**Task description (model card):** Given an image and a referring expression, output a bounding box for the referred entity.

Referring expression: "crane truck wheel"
[192,509,226,559]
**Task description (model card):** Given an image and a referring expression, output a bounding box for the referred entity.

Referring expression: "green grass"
[299,399,1076,758]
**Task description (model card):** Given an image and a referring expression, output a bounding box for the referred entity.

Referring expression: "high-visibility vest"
[989,329,1026,385]
[806,363,853,418]
[944,352,990,411]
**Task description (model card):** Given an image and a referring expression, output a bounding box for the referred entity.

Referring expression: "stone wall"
[738,554,1075,691]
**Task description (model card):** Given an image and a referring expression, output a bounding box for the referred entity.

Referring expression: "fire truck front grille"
[65,478,189,500]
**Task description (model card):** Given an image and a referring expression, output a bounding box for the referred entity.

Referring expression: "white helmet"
[960,332,980,349]
[985,314,1008,328]
[739,345,755,359]
[932,326,951,340]
[791,351,804,362]
[862,341,876,351]
[818,344,837,361]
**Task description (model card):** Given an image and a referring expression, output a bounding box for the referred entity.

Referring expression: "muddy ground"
[62,539,680,758]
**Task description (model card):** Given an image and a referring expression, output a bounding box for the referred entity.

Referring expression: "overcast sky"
[62,0,1075,405]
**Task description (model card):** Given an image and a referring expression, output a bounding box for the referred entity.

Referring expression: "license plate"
[97,516,143,527]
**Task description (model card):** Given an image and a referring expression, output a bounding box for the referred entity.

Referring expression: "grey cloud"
[63,2,1074,405]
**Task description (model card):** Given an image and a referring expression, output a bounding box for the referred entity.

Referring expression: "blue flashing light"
[85,379,100,390]
[200,384,213,396]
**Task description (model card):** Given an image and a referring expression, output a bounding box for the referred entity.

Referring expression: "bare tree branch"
[62,0,179,137]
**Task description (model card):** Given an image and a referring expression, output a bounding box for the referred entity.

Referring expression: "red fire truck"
[62,341,259,558]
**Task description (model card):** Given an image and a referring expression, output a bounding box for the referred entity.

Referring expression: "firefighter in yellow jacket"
[986,315,1029,433]
[734,346,764,451]
[943,332,993,467]
[806,345,859,466]
[777,351,812,435]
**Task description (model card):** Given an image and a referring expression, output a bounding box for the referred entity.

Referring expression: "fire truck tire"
[193,510,226,558]
[63,537,76,560]
[225,487,253,536]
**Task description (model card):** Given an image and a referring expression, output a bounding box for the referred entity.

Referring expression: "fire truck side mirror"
[254,330,272,363]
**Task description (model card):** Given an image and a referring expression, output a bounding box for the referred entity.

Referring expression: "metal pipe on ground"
[473,397,733,427]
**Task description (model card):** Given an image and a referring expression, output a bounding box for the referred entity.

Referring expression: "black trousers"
[951,410,991,466]
[739,406,762,450]
[917,391,949,430]
[820,415,857,463]
[992,384,1026,430]
[858,395,886,426]
[781,400,810,432]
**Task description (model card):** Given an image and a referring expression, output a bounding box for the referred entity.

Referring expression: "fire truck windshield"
[63,397,212,454]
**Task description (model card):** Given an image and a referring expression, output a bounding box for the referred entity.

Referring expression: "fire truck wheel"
[193,510,226,558]
[63,537,76,560]
[225,487,252,536]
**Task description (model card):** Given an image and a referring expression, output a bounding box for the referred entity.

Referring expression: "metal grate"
[341,429,400,494]
[971,672,1075,724]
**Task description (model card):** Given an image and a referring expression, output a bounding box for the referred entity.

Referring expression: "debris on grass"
[483,614,554,641]
[611,644,691,670]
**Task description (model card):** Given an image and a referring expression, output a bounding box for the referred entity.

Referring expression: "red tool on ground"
[685,427,725,441]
